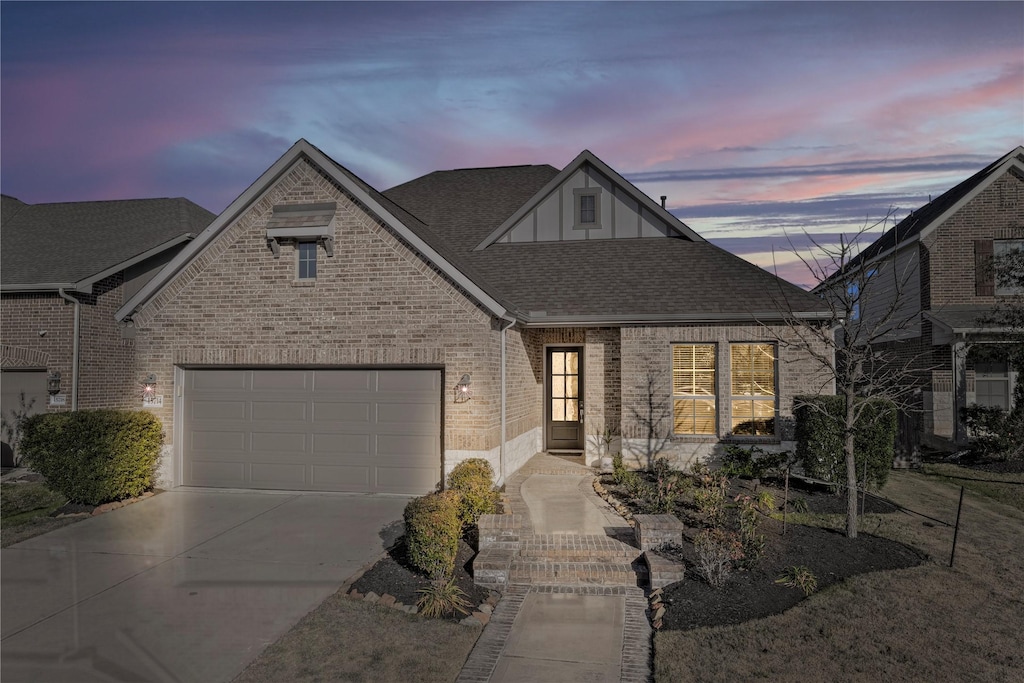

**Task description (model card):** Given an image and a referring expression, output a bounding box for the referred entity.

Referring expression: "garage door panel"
[183,368,440,493]
[312,401,371,423]
[251,401,307,422]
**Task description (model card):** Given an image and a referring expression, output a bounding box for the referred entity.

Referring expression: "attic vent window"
[266,202,337,259]
[573,188,602,229]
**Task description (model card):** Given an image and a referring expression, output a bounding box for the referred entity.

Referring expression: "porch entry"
[546,347,584,451]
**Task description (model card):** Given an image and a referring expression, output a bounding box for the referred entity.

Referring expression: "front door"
[546,347,584,450]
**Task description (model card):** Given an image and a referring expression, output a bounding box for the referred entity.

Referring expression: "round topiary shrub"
[446,458,499,527]
[403,489,462,580]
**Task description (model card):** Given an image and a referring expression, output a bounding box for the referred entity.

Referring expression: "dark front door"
[546,347,584,450]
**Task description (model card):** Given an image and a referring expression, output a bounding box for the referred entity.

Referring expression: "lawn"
[654,469,1024,681]
[0,481,84,548]
[919,462,1024,512]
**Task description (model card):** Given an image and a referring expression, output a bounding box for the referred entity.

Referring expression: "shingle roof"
[383,165,826,321]
[1,196,214,287]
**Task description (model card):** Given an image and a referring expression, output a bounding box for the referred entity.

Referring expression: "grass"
[920,462,1024,512]
[654,470,1024,681]
[0,482,84,548]
[232,586,481,683]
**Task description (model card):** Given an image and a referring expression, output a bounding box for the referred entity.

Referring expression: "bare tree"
[767,211,933,538]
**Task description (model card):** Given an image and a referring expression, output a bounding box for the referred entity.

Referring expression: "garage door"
[1,370,48,466]
[181,368,442,494]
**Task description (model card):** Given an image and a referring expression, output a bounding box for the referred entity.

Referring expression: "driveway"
[1,489,409,682]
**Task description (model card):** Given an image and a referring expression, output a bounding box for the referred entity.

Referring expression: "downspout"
[499,317,517,486]
[57,288,81,410]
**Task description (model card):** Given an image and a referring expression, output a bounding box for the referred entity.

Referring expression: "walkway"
[458,454,652,683]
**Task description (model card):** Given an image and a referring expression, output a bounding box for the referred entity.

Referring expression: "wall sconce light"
[141,374,157,396]
[454,374,472,402]
[47,371,61,395]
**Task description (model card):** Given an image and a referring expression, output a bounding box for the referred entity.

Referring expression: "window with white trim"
[573,188,602,229]
[672,344,717,435]
[730,343,777,436]
[297,240,318,280]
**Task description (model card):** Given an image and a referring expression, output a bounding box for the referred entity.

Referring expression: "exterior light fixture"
[141,374,157,396]
[47,371,61,395]
[454,374,472,402]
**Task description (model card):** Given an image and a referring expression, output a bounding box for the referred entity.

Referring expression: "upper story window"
[297,241,318,280]
[573,188,602,229]
[730,343,777,436]
[994,239,1024,296]
[672,344,717,435]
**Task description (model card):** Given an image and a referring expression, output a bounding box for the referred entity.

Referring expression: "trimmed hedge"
[794,395,896,490]
[19,409,163,505]
[403,490,462,580]
[446,458,499,527]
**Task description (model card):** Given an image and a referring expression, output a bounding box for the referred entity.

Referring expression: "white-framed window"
[573,188,602,229]
[297,240,318,280]
[994,239,1024,296]
[672,344,717,435]
[975,361,1011,411]
[730,343,777,436]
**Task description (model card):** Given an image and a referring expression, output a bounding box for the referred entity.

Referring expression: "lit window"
[672,344,717,435]
[730,344,776,436]
[297,241,317,280]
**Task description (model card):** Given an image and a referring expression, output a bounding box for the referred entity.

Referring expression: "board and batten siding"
[497,163,673,244]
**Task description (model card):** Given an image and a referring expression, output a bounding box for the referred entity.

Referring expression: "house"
[817,147,1024,450]
[111,139,832,494]
[0,195,214,463]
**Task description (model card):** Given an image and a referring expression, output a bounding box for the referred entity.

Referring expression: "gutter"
[499,316,517,486]
[56,288,80,410]
[518,311,834,327]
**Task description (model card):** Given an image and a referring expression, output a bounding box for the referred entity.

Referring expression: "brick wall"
[1,293,75,411]
[132,158,505,484]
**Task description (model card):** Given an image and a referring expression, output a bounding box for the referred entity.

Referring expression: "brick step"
[508,558,643,587]
[517,534,641,561]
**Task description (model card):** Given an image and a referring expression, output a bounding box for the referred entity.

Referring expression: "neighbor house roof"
[1,195,214,292]
[833,146,1024,280]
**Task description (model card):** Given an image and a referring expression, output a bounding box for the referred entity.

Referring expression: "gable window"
[730,343,776,436]
[297,241,318,280]
[573,188,602,229]
[672,344,717,435]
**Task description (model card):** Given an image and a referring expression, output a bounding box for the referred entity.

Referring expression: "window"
[297,241,318,280]
[975,361,1011,411]
[672,344,717,435]
[573,188,601,229]
[730,344,776,436]
[994,239,1024,296]
[847,268,876,321]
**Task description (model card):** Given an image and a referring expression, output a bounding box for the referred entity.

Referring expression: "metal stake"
[949,486,965,568]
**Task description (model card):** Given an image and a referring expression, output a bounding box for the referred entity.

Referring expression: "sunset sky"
[2,1,1021,286]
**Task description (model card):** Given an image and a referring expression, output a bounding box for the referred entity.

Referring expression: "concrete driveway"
[1,489,409,682]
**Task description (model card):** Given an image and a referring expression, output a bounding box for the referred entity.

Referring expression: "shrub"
[961,404,1024,461]
[612,452,627,485]
[691,461,728,525]
[446,458,499,527]
[789,497,809,514]
[619,469,646,499]
[794,395,897,490]
[641,458,686,514]
[416,577,471,618]
[775,565,818,596]
[720,445,788,480]
[19,410,163,505]
[403,490,463,580]
[693,527,744,588]
[756,490,776,513]
[734,494,765,567]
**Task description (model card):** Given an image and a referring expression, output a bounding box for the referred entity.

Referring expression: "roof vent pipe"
[660,196,667,209]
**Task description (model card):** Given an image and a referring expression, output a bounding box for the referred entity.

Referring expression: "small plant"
[756,490,776,513]
[642,457,684,514]
[789,497,809,514]
[691,462,728,526]
[612,452,627,485]
[775,565,818,596]
[416,577,471,618]
[620,469,646,499]
[403,490,463,580]
[734,494,765,568]
[446,458,499,527]
[693,527,744,587]
[720,445,787,480]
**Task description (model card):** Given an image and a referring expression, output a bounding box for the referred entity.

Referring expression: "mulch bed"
[350,537,493,622]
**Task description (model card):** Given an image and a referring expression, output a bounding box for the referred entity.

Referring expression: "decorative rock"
[364,591,380,604]
[460,615,482,627]
[487,592,500,606]
[650,587,664,598]
[394,602,404,610]
[348,590,363,601]
[478,604,493,615]
[471,611,490,626]
[654,605,666,621]
[378,594,396,608]
[405,605,418,614]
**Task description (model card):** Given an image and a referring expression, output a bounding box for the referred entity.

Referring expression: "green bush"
[446,458,499,527]
[20,410,163,505]
[403,490,462,580]
[961,404,1024,460]
[720,445,789,480]
[794,395,896,490]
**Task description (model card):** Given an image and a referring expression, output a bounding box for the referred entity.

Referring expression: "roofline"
[116,139,509,322]
[519,311,833,327]
[474,149,704,251]
[2,233,194,294]
[921,310,1016,335]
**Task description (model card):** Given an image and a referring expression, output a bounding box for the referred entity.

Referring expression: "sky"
[2,1,1022,287]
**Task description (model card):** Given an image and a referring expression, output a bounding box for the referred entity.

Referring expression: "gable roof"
[473,150,703,250]
[1,195,213,292]
[838,146,1024,277]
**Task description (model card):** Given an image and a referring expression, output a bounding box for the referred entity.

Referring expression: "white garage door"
[181,368,442,494]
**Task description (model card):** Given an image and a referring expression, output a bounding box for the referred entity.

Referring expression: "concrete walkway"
[458,454,652,683]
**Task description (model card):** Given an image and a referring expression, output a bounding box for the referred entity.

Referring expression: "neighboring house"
[0,195,214,463]
[818,147,1024,449]
[114,139,832,495]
